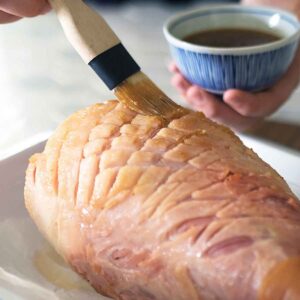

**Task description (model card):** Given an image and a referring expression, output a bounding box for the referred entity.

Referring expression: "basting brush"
[48,0,187,119]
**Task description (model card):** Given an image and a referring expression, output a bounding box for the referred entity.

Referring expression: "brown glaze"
[25,101,300,300]
[184,28,281,48]
[259,256,300,300]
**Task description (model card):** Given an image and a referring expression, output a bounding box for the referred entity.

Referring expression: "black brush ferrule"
[88,43,140,90]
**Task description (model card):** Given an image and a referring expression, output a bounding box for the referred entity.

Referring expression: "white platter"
[0,136,299,300]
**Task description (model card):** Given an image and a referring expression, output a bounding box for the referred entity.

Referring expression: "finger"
[223,89,269,117]
[223,87,285,117]
[185,86,259,131]
[168,61,180,74]
[0,10,21,23]
[223,47,300,118]
[0,0,50,18]
[171,73,191,94]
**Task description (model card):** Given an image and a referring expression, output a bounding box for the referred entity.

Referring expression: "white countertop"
[0,2,299,159]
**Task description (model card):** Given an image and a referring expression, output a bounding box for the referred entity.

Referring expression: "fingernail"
[230,95,240,101]
[223,91,242,104]
[40,4,51,15]
[191,98,202,107]
[190,90,204,103]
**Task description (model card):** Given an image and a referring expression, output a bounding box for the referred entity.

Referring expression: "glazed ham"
[25,100,300,300]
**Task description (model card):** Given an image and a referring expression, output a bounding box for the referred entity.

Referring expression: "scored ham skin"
[24,100,300,300]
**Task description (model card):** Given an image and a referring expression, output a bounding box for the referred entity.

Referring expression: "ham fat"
[25,101,300,300]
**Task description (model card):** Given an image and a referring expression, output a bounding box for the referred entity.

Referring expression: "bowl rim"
[163,4,300,55]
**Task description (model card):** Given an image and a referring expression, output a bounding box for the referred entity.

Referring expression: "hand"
[242,0,300,18]
[0,0,51,24]
[169,47,300,132]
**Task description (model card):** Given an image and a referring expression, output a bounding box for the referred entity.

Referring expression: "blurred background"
[0,0,299,159]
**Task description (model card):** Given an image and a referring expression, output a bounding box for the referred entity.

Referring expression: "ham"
[24,100,300,300]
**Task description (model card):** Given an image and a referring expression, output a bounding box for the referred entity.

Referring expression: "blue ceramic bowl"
[164,5,300,94]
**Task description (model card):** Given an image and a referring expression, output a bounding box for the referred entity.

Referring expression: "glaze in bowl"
[164,5,300,94]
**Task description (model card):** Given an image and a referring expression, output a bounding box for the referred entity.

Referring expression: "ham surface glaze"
[25,100,300,300]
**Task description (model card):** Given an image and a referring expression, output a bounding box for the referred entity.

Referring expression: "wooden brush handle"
[48,0,119,63]
[49,0,140,89]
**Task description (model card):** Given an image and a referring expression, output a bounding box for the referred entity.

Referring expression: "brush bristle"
[114,72,189,120]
